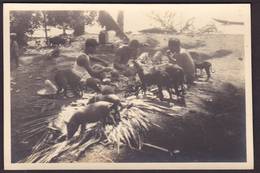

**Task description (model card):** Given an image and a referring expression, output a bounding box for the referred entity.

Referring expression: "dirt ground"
[10,33,246,163]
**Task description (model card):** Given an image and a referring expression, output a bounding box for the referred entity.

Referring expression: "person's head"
[110,69,120,81]
[129,39,140,57]
[76,54,89,68]
[168,38,181,53]
[10,33,17,41]
[129,39,139,50]
[85,38,98,54]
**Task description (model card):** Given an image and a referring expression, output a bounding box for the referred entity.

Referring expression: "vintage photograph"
[4,3,253,170]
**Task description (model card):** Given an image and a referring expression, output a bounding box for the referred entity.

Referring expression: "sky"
[86,4,250,34]
[106,4,249,32]
[29,4,250,36]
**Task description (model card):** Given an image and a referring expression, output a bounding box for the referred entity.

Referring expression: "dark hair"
[129,39,140,49]
[76,54,88,67]
[85,38,98,54]
[168,38,181,48]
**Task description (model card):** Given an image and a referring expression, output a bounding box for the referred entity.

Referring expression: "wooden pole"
[42,11,48,45]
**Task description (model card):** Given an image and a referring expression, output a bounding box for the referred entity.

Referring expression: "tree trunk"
[42,12,48,45]
[62,25,66,35]
[73,22,85,36]
[117,11,124,32]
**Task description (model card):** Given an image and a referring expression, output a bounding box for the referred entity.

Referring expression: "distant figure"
[98,30,108,44]
[10,33,20,68]
[167,38,195,85]
[114,39,140,72]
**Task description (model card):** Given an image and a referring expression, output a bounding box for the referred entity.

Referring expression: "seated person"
[167,38,196,85]
[113,39,140,72]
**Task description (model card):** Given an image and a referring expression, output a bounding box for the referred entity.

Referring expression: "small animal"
[88,94,123,110]
[100,85,115,95]
[84,78,101,93]
[163,64,186,97]
[54,69,84,98]
[132,60,174,101]
[54,66,101,97]
[132,60,185,102]
[48,36,67,47]
[87,94,123,122]
[195,61,214,81]
[66,101,115,139]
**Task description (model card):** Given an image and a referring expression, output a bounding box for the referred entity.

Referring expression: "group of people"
[71,39,141,85]
[113,37,196,86]
[10,31,196,96]
[73,37,197,85]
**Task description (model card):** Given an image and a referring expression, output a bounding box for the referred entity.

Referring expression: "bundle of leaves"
[19,93,159,163]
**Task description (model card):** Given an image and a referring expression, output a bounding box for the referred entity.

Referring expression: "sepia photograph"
[3,3,253,170]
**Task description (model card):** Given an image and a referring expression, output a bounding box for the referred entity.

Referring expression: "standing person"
[10,33,20,68]
[167,38,195,85]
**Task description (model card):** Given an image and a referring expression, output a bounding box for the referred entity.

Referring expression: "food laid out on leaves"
[20,93,177,163]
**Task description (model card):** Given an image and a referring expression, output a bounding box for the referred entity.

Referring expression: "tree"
[148,11,178,33]
[197,23,218,35]
[148,11,195,34]
[70,11,85,36]
[178,17,195,34]
[9,10,97,47]
[84,11,97,25]
[45,11,97,36]
[45,11,71,35]
[10,11,42,46]
[71,11,97,36]
[42,11,48,44]
[117,11,124,32]
[98,10,128,41]
[149,11,219,35]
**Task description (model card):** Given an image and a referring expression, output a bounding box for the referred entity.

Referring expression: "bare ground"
[10,33,246,163]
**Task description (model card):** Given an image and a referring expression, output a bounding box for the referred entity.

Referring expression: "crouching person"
[54,53,111,98]
[167,38,196,86]
[73,53,112,91]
